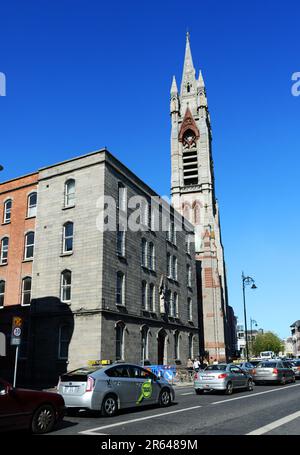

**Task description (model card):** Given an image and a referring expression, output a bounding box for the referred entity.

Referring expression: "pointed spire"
[181,31,196,95]
[170,75,178,95]
[198,70,205,88]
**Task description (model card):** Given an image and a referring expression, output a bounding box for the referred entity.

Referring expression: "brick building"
[0,172,38,384]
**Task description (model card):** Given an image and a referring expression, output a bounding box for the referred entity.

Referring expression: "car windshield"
[61,366,102,381]
[294,360,300,366]
[250,361,260,367]
[257,362,277,368]
[205,365,227,371]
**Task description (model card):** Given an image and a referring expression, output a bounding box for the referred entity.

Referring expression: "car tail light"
[86,376,95,392]
[273,368,278,374]
[253,369,256,374]
[218,373,228,379]
[297,367,300,371]
[194,373,198,380]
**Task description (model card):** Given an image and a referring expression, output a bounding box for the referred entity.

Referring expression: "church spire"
[170,75,178,95]
[181,31,196,96]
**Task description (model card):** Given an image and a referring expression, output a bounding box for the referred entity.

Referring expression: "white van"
[259,351,275,360]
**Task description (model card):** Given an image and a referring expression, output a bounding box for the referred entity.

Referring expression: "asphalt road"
[50,382,300,436]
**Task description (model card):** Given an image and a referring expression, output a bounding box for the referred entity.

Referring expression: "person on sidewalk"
[193,358,201,372]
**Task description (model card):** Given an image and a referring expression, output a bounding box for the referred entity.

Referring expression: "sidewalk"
[172,381,193,387]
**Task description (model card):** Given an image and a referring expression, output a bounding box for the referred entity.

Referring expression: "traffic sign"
[11,316,23,346]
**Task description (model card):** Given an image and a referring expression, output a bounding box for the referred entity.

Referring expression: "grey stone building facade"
[30,150,199,384]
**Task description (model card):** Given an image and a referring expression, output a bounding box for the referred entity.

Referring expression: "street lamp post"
[250,317,258,355]
[242,272,257,361]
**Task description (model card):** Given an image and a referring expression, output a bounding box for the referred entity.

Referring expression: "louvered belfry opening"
[182,129,198,186]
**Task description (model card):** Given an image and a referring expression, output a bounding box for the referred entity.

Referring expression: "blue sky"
[0,0,299,339]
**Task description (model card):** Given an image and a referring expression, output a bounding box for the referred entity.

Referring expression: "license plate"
[202,376,213,380]
[64,386,79,393]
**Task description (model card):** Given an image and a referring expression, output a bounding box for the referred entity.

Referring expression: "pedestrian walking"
[193,358,201,372]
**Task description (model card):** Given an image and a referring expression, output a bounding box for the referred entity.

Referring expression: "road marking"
[211,383,300,405]
[79,405,202,435]
[246,410,300,435]
[180,392,194,396]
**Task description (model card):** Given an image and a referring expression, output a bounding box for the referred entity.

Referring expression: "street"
[49,382,300,435]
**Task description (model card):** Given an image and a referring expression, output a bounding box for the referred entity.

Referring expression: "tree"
[251,332,284,356]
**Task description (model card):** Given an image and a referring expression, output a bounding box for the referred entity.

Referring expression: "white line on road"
[180,392,194,396]
[79,405,202,435]
[211,383,300,405]
[246,410,300,435]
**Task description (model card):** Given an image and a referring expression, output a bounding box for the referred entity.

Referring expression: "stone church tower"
[170,33,230,361]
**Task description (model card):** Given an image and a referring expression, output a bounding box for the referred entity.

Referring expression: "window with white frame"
[61,270,72,302]
[149,283,155,312]
[150,283,156,312]
[116,272,125,306]
[0,237,9,265]
[167,252,172,278]
[21,277,32,306]
[0,280,5,307]
[27,192,37,218]
[188,297,193,321]
[186,234,191,254]
[187,264,192,287]
[148,242,155,271]
[24,232,35,260]
[116,227,125,257]
[3,199,12,223]
[141,238,147,267]
[118,183,127,212]
[174,330,180,359]
[58,325,70,359]
[188,333,194,359]
[141,326,149,363]
[174,292,178,318]
[63,222,74,253]
[142,280,148,310]
[169,292,174,317]
[116,322,125,361]
[172,256,177,280]
[64,179,75,207]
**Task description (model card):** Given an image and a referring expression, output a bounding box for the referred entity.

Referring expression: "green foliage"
[252,332,284,356]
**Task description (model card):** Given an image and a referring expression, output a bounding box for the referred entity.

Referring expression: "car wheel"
[247,379,254,391]
[31,404,56,434]
[280,376,286,385]
[159,389,171,407]
[195,389,204,395]
[225,382,233,395]
[101,394,118,417]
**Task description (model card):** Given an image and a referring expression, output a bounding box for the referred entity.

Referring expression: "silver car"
[58,363,175,417]
[253,361,295,385]
[194,363,254,395]
[291,359,300,378]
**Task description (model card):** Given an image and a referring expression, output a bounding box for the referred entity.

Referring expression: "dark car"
[0,378,65,433]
